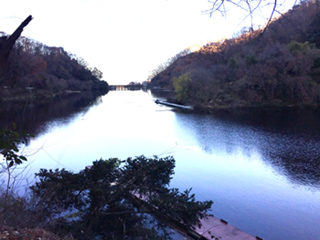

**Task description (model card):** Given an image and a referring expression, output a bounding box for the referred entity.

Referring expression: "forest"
[150,0,320,110]
[0,21,108,101]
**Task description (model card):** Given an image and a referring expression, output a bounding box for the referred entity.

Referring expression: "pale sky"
[1,0,296,84]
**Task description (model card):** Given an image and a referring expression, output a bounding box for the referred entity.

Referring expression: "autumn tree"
[148,49,192,80]
[0,15,109,99]
[1,36,108,97]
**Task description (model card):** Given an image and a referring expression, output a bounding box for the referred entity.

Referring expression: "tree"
[148,48,192,80]
[0,15,33,78]
[0,16,108,97]
[0,123,30,168]
[173,73,193,103]
[91,67,103,79]
[0,123,31,195]
[31,155,213,239]
[203,0,298,31]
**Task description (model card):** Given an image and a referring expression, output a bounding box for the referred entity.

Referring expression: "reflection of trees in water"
[213,107,320,136]
[174,108,320,187]
[150,89,175,100]
[263,135,320,187]
[219,108,320,187]
[0,92,105,139]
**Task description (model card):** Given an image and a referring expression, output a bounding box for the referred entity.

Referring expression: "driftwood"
[0,15,33,77]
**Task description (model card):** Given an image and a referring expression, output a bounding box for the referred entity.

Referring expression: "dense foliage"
[0,123,32,196]
[0,35,108,100]
[0,125,213,239]
[30,156,213,239]
[150,0,320,108]
[0,123,30,168]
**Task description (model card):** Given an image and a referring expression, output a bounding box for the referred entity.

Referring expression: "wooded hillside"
[0,22,108,101]
[150,0,320,109]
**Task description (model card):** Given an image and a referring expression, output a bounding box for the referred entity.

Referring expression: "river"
[2,90,320,240]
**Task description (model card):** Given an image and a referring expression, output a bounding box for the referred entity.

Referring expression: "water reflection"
[150,89,175,100]
[2,92,319,189]
[0,92,105,138]
[174,108,320,188]
[2,90,319,240]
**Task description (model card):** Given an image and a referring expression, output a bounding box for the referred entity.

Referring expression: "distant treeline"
[0,35,108,100]
[150,0,320,109]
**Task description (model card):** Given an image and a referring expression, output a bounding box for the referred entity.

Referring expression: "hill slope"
[150,0,320,109]
[0,34,108,101]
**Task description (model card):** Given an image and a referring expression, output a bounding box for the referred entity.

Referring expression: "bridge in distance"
[108,84,143,91]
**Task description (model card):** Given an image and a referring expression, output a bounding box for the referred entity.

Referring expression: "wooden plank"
[155,99,193,110]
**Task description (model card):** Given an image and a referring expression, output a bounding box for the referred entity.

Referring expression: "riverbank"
[161,94,320,113]
[151,89,320,115]
[0,88,108,102]
[192,102,320,114]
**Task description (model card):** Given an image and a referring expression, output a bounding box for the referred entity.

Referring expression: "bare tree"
[203,0,299,31]
[0,15,33,78]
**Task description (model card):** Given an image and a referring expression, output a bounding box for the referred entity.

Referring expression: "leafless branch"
[245,0,253,28]
[261,0,277,34]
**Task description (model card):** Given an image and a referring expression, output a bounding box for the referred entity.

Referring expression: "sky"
[1,0,297,85]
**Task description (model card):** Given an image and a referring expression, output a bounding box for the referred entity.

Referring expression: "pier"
[132,193,258,240]
[155,99,193,110]
[194,215,260,240]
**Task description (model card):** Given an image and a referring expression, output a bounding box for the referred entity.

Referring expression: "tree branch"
[7,15,33,47]
[0,15,33,77]
[261,0,277,34]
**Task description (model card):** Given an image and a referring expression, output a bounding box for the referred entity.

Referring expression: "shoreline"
[0,89,108,103]
[193,103,320,114]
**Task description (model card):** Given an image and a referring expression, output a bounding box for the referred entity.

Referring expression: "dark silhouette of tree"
[0,15,32,79]
[31,156,213,239]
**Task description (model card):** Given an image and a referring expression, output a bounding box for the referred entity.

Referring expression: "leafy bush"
[0,123,30,168]
[173,73,193,103]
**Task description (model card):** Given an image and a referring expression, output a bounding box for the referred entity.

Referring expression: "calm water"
[2,90,320,240]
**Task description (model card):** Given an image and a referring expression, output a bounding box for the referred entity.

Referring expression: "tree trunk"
[0,15,33,79]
